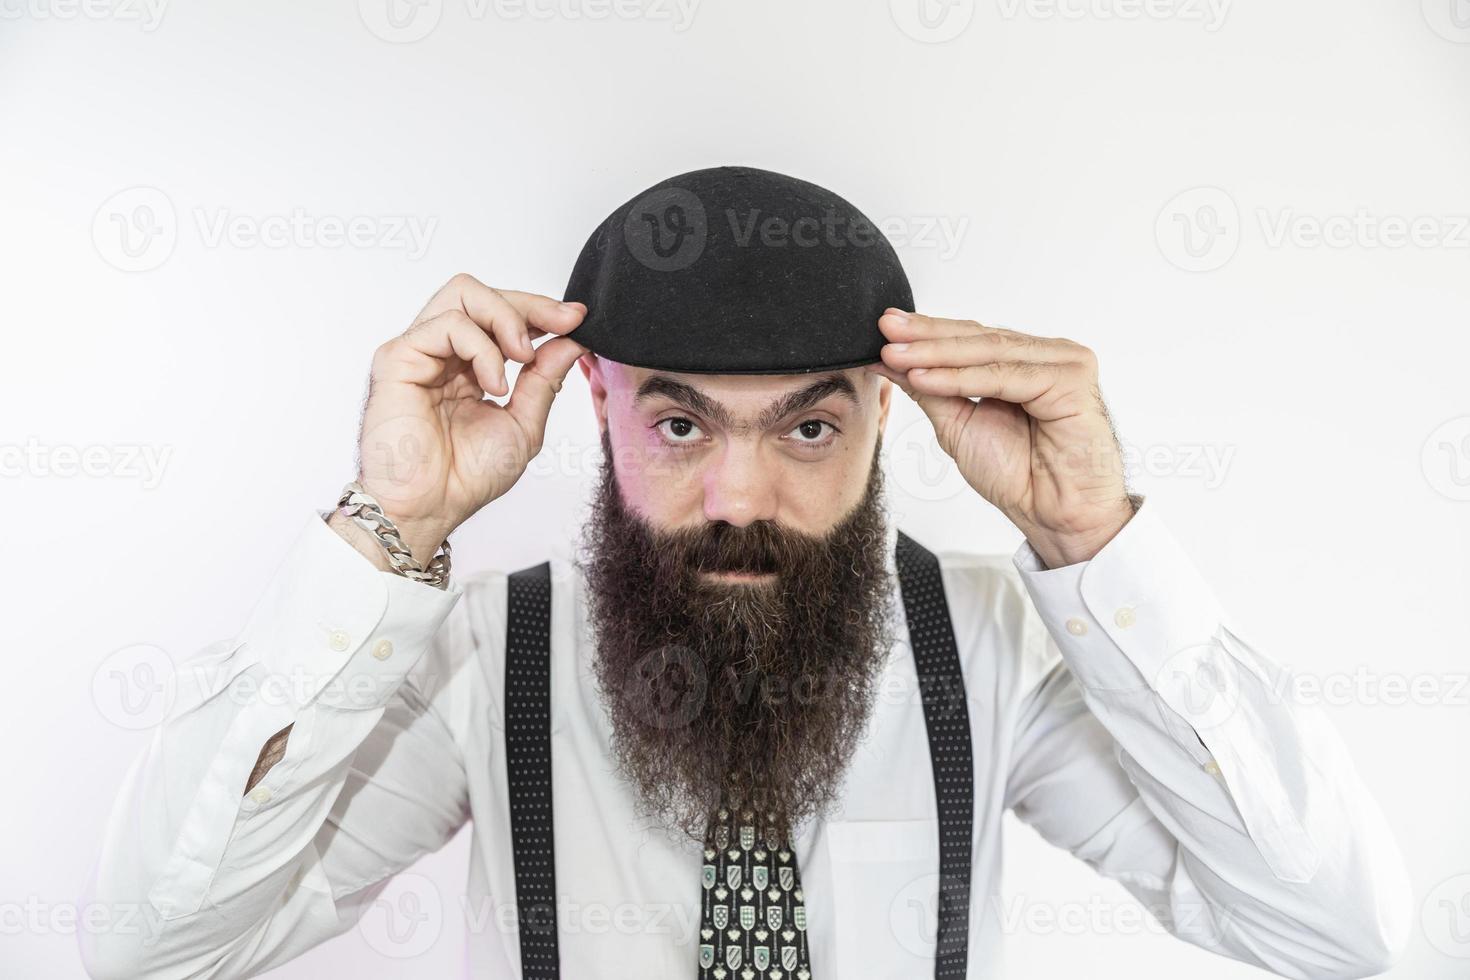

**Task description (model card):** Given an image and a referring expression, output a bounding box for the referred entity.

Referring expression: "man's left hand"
[868,308,1135,569]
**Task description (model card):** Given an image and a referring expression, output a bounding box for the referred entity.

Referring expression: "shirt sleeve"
[79,511,470,980]
[1002,496,1413,979]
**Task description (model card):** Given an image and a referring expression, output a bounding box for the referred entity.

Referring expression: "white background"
[3,0,1468,976]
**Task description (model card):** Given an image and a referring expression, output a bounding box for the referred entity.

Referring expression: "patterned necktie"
[697,804,811,979]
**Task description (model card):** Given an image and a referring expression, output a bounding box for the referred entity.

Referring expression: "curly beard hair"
[578,429,895,841]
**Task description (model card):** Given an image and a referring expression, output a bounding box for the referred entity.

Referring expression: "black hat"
[562,165,913,375]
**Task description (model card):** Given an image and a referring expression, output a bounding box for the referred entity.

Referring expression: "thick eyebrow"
[632,373,859,432]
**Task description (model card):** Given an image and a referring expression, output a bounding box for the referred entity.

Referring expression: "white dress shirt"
[79,498,1412,980]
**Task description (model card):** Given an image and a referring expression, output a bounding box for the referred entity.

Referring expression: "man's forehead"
[601,358,873,426]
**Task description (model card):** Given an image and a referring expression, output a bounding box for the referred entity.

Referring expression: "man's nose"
[701,442,779,528]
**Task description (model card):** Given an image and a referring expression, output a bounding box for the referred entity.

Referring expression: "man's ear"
[579,353,608,433]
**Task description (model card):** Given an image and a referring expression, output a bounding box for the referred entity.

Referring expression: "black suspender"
[504,562,560,980]
[894,530,975,980]
[503,531,975,979]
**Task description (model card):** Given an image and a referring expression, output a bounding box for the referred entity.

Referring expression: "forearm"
[1011,499,1412,977]
[80,511,464,979]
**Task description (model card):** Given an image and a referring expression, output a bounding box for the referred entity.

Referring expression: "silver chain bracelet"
[336,481,452,590]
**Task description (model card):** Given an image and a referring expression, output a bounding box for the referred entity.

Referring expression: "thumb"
[505,336,588,448]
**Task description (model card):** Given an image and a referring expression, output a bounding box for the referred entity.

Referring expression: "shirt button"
[328,629,350,652]
[1065,618,1088,636]
[372,639,394,661]
[1202,759,1221,776]
[249,786,273,804]
[1114,606,1137,629]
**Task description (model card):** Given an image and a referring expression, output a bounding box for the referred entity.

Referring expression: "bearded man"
[81,167,1409,980]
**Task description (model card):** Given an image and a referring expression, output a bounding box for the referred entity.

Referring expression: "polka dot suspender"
[505,561,560,979]
[895,529,975,980]
[502,532,975,979]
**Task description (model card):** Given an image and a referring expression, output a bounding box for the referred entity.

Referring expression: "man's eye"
[787,419,833,443]
[656,417,703,443]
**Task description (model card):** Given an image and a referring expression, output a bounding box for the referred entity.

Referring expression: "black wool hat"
[562,165,913,375]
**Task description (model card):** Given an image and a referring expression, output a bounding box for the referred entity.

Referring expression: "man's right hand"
[341,273,589,565]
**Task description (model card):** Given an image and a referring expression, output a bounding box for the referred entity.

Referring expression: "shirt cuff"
[234,510,462,711]
[1011,495,1226,696]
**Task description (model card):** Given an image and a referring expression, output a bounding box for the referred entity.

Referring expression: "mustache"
[665,519,821,576]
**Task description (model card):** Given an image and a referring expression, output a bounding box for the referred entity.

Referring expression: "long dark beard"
[578,430,895,840]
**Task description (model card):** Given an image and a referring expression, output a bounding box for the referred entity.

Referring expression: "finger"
[387,309,508,395]
[881,332,1085,371]
[414,273,534,363]
[907,361,1090,420]
[494,289,587,336]
[415,274,585,364]
[878,309,1037,349]
[504,336,589,449]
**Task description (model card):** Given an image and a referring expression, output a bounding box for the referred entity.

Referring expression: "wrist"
[395,520,453,567]
[328,509,397,572]
[328,491,454,583]
[1016,495,1139,569]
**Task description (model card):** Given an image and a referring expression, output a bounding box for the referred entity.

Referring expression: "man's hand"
[349,274,588,564]
[868,309,1134,569]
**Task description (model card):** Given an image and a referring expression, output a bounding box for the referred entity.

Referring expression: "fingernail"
[561,301,584,313]
[888,342,909,352]
[885,309,910,321]
[910,368,928,376]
